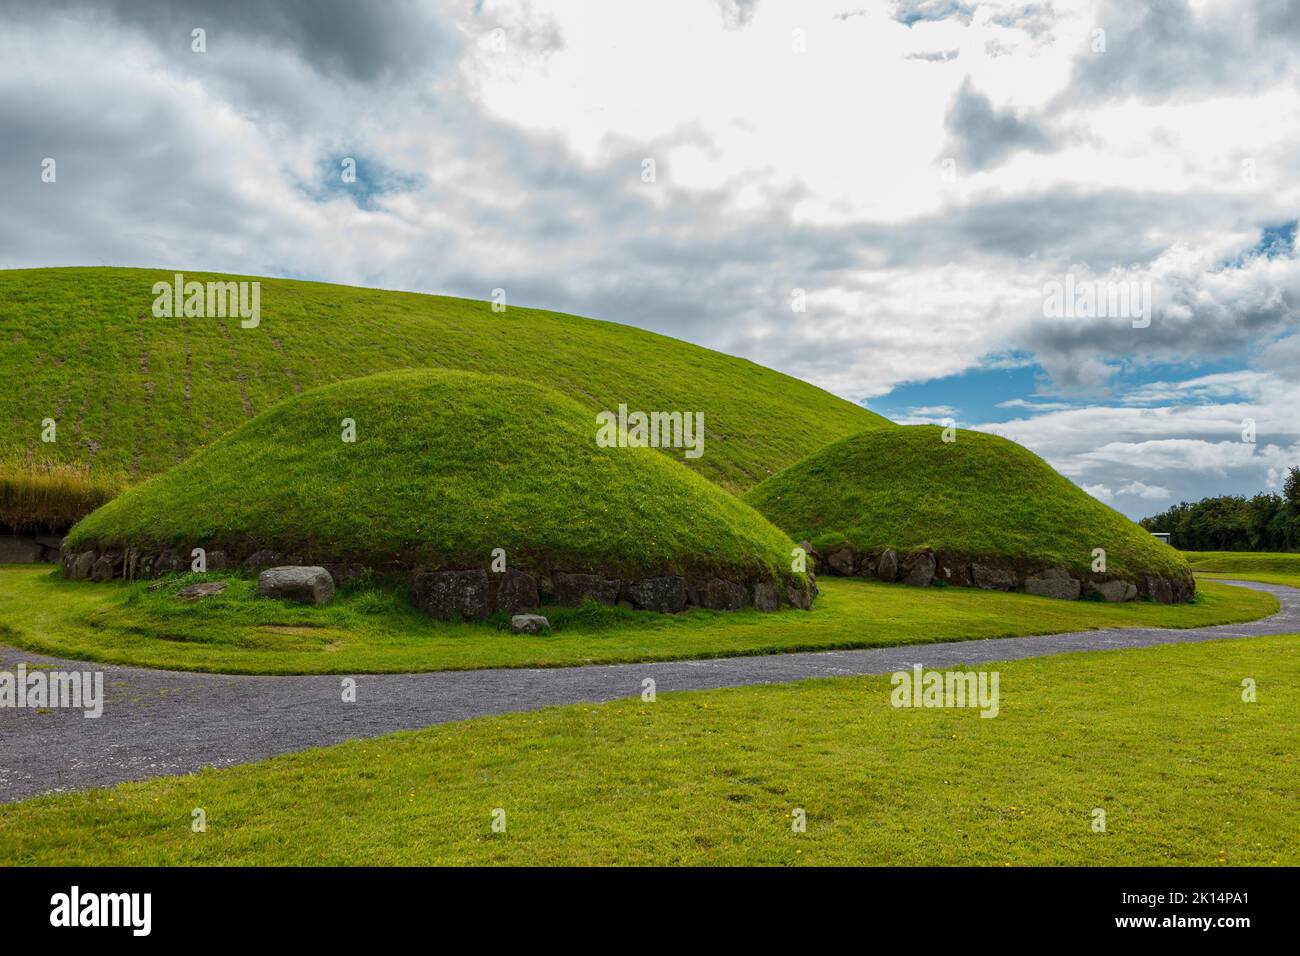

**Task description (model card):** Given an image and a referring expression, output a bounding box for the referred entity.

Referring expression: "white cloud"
[1080,483,1113,502]
[2,0,1298,521]
[1117,481,1171,500]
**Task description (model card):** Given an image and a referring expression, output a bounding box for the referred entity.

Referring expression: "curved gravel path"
[1,578,1296,804]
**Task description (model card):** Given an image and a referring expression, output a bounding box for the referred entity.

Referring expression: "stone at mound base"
[91,552,121,582]
[625,576,687,613]
[491,569,540,614]
[876,549,899,582]
[935,554,972,587]
[243,550,303,574]
[510,614,550,634]
[1144,575,1195,604]
[71,550,97,580]
[176,581,227,602]
[1025,567,1081,601]
[900,550,936,588]
[786,583,812,610]
[258,566,335,605]
[413,570,490,620]
[694,578,747,611]
[0,536,45,563]
[826,548,854,575]
[972,563,1016,591]
[752,581,779,612]
[552,572,621,606]
[154,550,186,575]
[1086,579,1138,603]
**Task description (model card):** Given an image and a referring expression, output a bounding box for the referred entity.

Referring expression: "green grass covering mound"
[0,267,888,509]
[745,425,1191,582]
[65,369,804,589]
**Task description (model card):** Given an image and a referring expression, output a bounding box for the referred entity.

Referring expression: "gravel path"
[1,578,1296,804]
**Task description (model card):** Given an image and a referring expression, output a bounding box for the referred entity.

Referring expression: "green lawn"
[2,633,1294,866]
[746,425,1191,581]
[0,565,1278,674]
[1185,551,1300,589]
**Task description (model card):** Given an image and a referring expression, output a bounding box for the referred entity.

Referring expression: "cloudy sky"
[2,0,1298,519]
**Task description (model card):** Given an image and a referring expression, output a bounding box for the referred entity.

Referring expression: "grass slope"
[746,426,1191,581]
[3,633,1294,865]
[0,567,1275,673]
[0,267,887,509]
[1185,551,1300,589]
[65,369,802,588]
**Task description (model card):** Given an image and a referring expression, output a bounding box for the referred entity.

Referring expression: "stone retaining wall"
[58,543,816,617]
[0,533,65,563]
[807,542,1195,604]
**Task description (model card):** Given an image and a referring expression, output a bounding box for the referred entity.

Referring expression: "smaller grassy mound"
[745,426,1190,585]
[66,369,803,593]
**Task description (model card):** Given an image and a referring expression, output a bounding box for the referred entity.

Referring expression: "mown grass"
[0,267,887,497]
[66,369,805,590]
[1185,550,1300,589]
[0,566,1277,674]
[746,426,1191,580]
[2,633,1294,866]
[0,460,122,532]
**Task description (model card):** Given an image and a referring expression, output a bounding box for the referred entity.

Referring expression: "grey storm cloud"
[942,78,1054,170]
[1064,0,1300,103]
[8,0,455,82]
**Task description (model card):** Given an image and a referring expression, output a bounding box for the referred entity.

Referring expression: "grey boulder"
[1025,567,1081,601]
[258,566,336,605]
[91,551,122,582]
[242,550,303,574]
[154,549,187,575]
[935,554,972,587]
[693,578,747,611]
[752,581,779,612]
[551,572,621,606]
[71,550,98,580]
[413,569,490,620]
[876,549,899,583]
[510,614,550,634]
[1086,579,1138,603]
[491,569,540,614]
[625,576,687,613]
[826,548,855,576]
[900,549,936,588]
[972,563,1017,591]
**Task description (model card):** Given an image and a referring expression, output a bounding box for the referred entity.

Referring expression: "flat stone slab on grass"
[257,566,335,605]
[176,581,227,602]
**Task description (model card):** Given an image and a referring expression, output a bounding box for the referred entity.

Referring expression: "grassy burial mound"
[62,369,814,617]
[745,426,1195,603]
[0,267,889,534]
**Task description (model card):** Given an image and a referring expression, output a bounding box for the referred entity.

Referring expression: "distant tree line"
[1139,466,1300,551]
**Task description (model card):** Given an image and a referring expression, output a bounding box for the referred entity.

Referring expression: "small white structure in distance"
[1150,532,1172,545]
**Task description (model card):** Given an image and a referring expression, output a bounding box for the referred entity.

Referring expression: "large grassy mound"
[744,425,1191,583]
[65,369,805,589]
[0,267,888,525]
